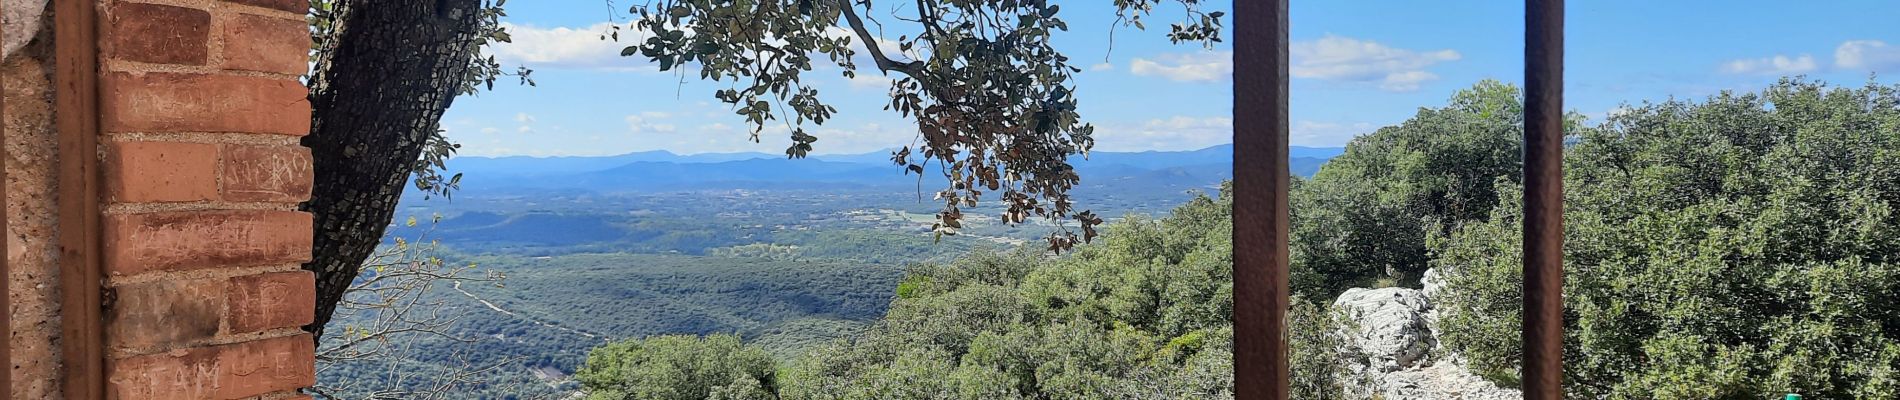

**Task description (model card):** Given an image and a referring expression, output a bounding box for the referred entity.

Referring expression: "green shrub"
[1290,297,1358,399]
[1436,79,1900,399]
[576,334,778,400]
[1291,80,1532,297]
[779,188,1243,399]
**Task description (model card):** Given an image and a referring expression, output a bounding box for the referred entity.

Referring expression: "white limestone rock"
[1421,267,1445,300]
[1420,267,1447,335]
[1334,287,1435,372]
[1334,282,1522,399]
[1370,355,1524,400]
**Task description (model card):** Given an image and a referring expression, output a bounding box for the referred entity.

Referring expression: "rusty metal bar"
[56,0,106,397]
[1522,0,1566,398]
[1233,0,1290,398]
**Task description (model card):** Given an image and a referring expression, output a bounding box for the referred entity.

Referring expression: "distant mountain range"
[435,144,1341,194]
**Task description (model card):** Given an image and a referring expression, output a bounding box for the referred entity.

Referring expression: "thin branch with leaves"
[610,0,1220,253]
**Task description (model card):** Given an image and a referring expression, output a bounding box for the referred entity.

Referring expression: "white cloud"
[1291,35,1460,92]
[806,123,910,153]
[514,113,536,133]
[493,22,922,76]
[1145,116,1233,131]
[492,23,657,70]
[1379,71,1439,92]
[845,74,894,90]
[1835,40,1900,72]
[1089,116,1367,151]
[1719,54,1817,75]
[1291,120,1376,147]
[1126,36,1458,91]
[1090,62,1114,72]
[619,112,682,134]
[1129,52,1232,82]
[1091,116,1232,151]
[624,114,665,133]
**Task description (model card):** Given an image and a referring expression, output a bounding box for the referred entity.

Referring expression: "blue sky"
[440,0,1900,157]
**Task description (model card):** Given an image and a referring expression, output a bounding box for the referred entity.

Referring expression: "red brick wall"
[96,1,315,399]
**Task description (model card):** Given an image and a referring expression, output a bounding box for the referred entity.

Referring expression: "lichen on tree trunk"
[301,0,483,339]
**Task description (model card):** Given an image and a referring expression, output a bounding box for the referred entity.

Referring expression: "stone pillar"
[6,1,63,398]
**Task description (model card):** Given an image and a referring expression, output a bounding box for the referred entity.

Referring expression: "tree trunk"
[301,0,482,339]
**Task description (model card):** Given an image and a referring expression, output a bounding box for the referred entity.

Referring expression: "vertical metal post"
[1522,0,1565,398]
[56,0,106,397]
[1233,0,1290,398]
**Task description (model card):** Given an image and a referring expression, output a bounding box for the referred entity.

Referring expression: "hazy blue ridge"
[434,144,1339,194]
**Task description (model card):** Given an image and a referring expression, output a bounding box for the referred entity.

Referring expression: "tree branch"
[837,0,922,77]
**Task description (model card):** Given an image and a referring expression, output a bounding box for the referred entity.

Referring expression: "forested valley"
[313,144,1274,398]
[316,79,1900,399]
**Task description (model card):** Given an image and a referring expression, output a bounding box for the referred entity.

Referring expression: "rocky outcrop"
[1420,267,1447,335]
[1334,287,1435,372]
[1333,269,1520,399]
[1366,356,1522,400]
[1420,267,1446,301]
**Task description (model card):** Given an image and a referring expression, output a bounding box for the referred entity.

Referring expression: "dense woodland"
[1435,79,1900,398]
[316,252,910,398]
[315,145,1251,398]
[580,191,1243,399]
[570,79,1900,399]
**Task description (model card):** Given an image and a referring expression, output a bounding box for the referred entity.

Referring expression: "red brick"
[109,3,211,65]
[224,0,305,13]
[227,271,315,333]
[104,141,220,203]
[219,13,310,75]
[108,334,316,400]
[107,279,226,351]
[221,145,313,203]
[104,72,312,136]
[105,211,314,276]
